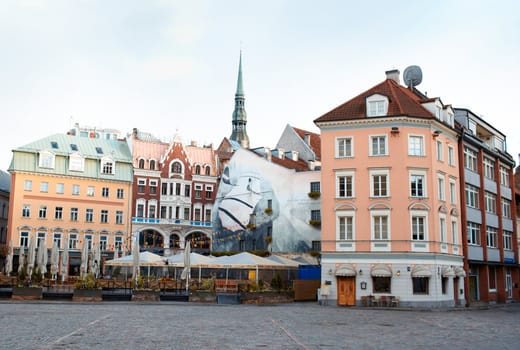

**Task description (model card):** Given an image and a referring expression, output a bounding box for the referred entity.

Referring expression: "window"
[367,100,386,117]
[184,207,190,220]
[102,187,109,198]
[162,183,168,195]
[101,159,114,174]
[408,135,424,156]
[116,211,123,224]
[336,137,353,158]
[410,173,425,198]
[267,199,273,209]
[39,206,47,219]
[337,172,354,198]
[69,153,84,172]
[70,144,78,151]
[337,212,354,240]
[87,186,95,196]
[100,210,108,223]
[96,147,103,154]
[483,157,495,179]
[39,151,55,169]
[137,203,144,217]
[468,119,477,135]
[449,180,457,204]
[489,266,496,291]
[502,199,511,219]
[195,165,201,175]
[69,234,78,249]
[86,209,94,222]
[40,181,49,193]
[467,222,481,245]
[117,188,124,199]
[440,216,447,243]
[195,184,202,199]
[372,277,391,293]
[486,226,498,248]
[171,161,182,174]
[184,185,191,197]
[115,236,123,251]
[465,184,479,208]
[20,232,29,247]
[53,233,61,249]
[451,219,458,245]
[412,277,429,294]
[205,208,212,222]
[55,207,63,220]
[150,160,156,170]
[37,232,46,247]
[137,179,146,194]
[205,185,213,200]
[175,183,181,196]
[436,141,443,161]
[22,205,31,218]
[372,214,389,240]
[70,208,78,221]
[72,184,80,195]
[499,166,510,187]
[149,180,158,195]
[138,159,145,169]
[437,175,445,201]
[310,210,321,222]
[99,236,107,250]
[503,231,512,250]
[84,235,93,250]
[310,181,320,193]
[194,208,201,221]
[205,166,211,176]
[464,147,478,172]
[411,215,426,241]
[484,192,496,214]
[149,204,156,218]
[24,180,33,191]
[448,146,455,166]
[370,170,388,197]
[56,183,64,194]
[370,135,387,156]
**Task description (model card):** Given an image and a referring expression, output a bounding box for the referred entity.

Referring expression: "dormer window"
[39,151,55,169]
[69,153,85,172]
[101,156,115,175]
[366,94,389,117]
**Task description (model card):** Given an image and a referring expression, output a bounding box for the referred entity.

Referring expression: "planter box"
[73,289,103,302]
[12,287,43,300]
[240,291,294,304]
[132,290,160,302]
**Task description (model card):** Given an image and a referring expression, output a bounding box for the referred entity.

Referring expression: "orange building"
[315,69,464,307]
[7,132,133,276]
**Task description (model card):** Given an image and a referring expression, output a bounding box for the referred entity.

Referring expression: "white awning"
[441,266,456,277]
[371,264,392,277]
[411,265,432,277]
[454,266,466,277]
[335,264,356,277]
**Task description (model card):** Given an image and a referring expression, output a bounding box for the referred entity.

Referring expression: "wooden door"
[337,277,355,306]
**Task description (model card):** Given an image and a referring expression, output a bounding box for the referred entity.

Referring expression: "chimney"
[308,160,316,170]
[291,151,299,161]
[190,140,198,147]
[264,147,272,161]
[278,148,285,159]
[304,133,311,145]
[385,69,400,84]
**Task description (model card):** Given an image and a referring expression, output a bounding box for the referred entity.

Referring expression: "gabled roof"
[292,126,321,160]
[185,145,217,176]
[314,79,434,123]
[250,148,311,172]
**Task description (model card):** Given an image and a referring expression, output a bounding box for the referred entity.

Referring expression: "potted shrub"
[308,191,321,199]
[12,267,43,300]
[132,276,160,302]
[73,273,102,301]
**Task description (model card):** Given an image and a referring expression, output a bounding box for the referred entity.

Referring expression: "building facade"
[315,70,465,307]
[129,129,218,256]
[456,108,519,304]
[7,132,133,276]
[0,170,10,257]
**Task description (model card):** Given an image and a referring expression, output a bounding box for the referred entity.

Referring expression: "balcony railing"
[131,217,212,227]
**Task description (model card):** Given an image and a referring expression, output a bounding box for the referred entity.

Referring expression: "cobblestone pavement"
[1,301,519,350]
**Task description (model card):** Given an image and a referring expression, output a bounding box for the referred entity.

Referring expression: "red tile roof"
[314,79,434,123]
[292,127,321,160]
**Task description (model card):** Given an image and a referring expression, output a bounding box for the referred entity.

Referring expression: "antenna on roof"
[403,65,422,90]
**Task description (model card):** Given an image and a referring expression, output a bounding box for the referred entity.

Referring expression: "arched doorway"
[169,233,181,252]
[185,232,210,254]
[139,229,164,255]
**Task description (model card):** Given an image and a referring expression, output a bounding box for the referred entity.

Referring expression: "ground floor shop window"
[412,277,429,294]
[442,277,448,294]
[372,277,391,293]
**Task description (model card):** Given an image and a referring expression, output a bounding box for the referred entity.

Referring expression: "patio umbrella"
[36,243,46,275]
[5,240,13,276]
[18,247,25,275]
[61,241,69,283]
[132,238,140,284]
[27,235,36,279]
[50,242,59,280]
[80,240,89,276]
[181,241,191,292]
[42,244,48,275]
[94,242,101,278]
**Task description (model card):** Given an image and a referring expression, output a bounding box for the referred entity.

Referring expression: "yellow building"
[7,132,133,276]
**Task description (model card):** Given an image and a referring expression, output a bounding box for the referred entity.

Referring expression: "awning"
[441,266,456,277]
[371,264,392,277]
[454,266,466,277]
[335,264,356,277]
[411,265,432,277]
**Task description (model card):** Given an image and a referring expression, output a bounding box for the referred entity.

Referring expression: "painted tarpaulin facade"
[212,148,320,253]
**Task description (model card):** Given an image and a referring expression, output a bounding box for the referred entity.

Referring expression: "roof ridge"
[387,80,404,114]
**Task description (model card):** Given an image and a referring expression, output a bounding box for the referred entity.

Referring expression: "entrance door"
[506,269,513,299]
[453,278,459,305]
[469,275,478,302]
[337,277,355,306]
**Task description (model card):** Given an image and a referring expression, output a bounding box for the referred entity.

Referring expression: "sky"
[1,0,520,171]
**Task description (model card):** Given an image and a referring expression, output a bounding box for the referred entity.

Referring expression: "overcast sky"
[1,0,519,170]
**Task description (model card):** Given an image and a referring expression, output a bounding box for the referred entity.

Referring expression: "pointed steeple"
[230,50,250,148]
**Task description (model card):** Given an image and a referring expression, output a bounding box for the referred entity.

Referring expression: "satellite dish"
[403,65,422,88]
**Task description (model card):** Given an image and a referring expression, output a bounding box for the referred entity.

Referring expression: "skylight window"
[70,144,78,151]
[51,142,59,149]
[96,147,103,154]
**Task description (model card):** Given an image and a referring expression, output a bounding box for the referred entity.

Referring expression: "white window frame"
[87,186,95,196]
[486,226,498,248]
[449,179,457,205]
[371,209,390,240]
[369,135,387,156]
[410,211,427,241]
[72,184,80,195]
[499,165,510,187]
[366,94,388,117]
[465,184,479,209]
[69,153,85,172]
[56,183,65,194]
[336,137,353,158]
[464,147,478,172]
[436,140,443,161]
[484,191,496,214]
[503,231,512,250]
[370,169,389,198]
[39,150,55,169]
[467,222,481,246]
[502,198,511,219]
[336,170,355,198]
[448,145,455,166]
[408,135,425,156]
[101,157,115,175]
[483,157,495,180]
[24,180,32,191]
[437,174,445,201]
[40,181,49,193]
[337,210,355,241]
[409,169,427,198]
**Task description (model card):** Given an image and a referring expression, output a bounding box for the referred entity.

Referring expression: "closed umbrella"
[132,237,140,285]
[27,235,36,279]
[18,247,25,275]
[94,242,101,278]
[50,242,59,280]
[5,240,13,276]
[181,241,191,292]
[42,244,48,275]
[61,241,69,283]
[80,240,89,277]
[36,243,44,275]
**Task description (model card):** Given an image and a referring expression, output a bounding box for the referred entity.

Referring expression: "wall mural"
[212,149,320,253]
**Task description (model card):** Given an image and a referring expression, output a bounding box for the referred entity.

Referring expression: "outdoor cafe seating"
[361,295,399,307]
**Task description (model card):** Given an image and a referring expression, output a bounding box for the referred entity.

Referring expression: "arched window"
[138,159,145,169]
[171,161,182,174]
[195,165,201,175]
[205,166,211,176]
[149,160,156,170]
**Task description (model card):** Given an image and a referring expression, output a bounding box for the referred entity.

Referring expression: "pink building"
[315,69,464,307]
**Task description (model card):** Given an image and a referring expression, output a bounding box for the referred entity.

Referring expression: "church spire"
[230,50,250,148]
